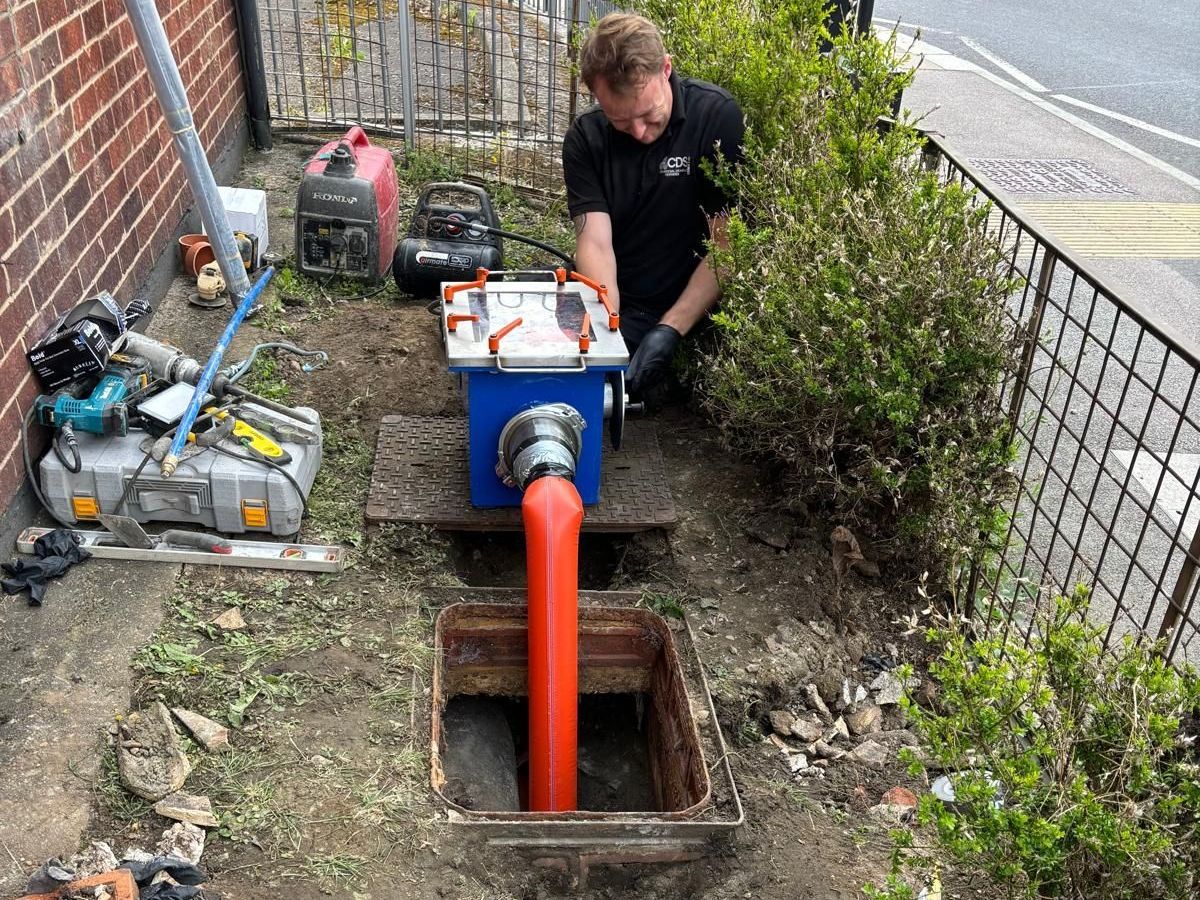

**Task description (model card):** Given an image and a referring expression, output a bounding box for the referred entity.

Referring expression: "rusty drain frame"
[429,601,744,881]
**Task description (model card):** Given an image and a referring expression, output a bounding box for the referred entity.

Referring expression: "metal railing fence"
[258,0,616,186]
[922,136,1200,664]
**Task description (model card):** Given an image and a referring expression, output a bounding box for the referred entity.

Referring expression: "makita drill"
[34,356,152,471]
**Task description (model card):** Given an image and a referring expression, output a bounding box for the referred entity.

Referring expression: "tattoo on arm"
[573,213,588,237]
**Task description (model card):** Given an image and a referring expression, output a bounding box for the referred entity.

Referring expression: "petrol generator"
[295,126,398,283]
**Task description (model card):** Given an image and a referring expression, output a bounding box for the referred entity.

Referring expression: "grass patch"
[303,853,369,886]
[304,421,374,548]
[132,579,355,721]
[93,748,155,823]
[239,352,293,402]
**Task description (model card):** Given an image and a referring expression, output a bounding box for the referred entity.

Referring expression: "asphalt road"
[874,0,1200,180]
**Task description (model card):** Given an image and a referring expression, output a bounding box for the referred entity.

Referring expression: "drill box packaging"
[39,404,322,535]
[26,292,128,390]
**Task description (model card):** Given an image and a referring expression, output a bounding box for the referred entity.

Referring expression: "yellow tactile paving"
[1011,201,1200,258]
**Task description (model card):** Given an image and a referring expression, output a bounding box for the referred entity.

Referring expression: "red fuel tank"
[295,126,398,282]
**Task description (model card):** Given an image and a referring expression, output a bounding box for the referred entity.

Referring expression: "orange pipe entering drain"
[522,475,583,811]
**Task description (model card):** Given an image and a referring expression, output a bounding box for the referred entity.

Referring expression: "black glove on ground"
[1,529,91,606]
[627,323,681,396]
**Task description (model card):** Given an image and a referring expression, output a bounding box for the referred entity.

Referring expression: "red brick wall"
[0,0,246,511]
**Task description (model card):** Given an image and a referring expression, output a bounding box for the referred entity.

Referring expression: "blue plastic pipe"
[160,267,275,477]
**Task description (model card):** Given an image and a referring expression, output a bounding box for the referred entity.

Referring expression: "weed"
[401,148,461,184]
[134,640,211,679]
[304,853,368,885]
[639,589,686,620]
[240,352,293,402]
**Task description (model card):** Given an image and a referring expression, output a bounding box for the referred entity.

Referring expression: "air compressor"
[295,126,398,283]
[392,182,505,298]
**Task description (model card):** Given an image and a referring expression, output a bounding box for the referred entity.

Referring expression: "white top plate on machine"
[442,278,629,370]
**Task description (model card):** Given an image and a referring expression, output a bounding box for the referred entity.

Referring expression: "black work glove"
[627,324,681,397]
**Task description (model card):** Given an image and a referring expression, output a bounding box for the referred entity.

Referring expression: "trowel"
[97,514,233,554]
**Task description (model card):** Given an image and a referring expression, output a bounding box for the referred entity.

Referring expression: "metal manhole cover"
[969,158,1133,195]
[366,416,677,532]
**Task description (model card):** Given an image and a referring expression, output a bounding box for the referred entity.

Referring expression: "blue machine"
[441,272,629,507]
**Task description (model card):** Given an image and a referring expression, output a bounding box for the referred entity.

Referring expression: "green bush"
[887,588,1200,898]
[639,0,1017,573]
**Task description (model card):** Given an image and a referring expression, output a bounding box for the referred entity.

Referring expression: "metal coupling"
[495,403,586,491]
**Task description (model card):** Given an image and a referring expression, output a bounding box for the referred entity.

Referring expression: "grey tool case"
[39,405,322,536]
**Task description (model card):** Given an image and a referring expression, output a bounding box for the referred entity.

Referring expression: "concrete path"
[0,530,178,894]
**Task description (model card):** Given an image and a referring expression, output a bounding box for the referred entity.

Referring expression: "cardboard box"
[202,186,268,265]
[27,317,112,391]
[26,292,130,391]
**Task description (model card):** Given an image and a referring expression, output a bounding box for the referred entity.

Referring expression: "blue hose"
[160,267,275,476]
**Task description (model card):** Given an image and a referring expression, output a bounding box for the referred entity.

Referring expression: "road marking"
[1051,94,1200,150]
[892,35,1200,193]
[1016,202,1200,258]
[957,36,1049,93]
[1057,79,1191,91]
[1113,450,1200,544]
[879,20,957,36]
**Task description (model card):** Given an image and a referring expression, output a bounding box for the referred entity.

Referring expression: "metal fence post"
[567,0,581,125]
[397,0,417,148]
[1006,249,1056,436]
[375,0,394,131]
[1159,518,1200,658]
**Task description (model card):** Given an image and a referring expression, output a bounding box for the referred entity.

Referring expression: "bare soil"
[78,138,943,899]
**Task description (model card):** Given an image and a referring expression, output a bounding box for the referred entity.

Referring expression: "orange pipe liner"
[523,475,583,811]
[488,317,523,353]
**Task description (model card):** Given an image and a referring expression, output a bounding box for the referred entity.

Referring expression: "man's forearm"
[659,215,729,335]
[659,256,720,336]
[573,212,621,313]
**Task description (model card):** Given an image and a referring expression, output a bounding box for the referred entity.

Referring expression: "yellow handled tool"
[190,407,293,464]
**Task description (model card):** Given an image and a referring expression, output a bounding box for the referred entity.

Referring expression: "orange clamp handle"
[569,271,619,330]
[555,267,567,284]
[579,313,592,354]
[598,292,619,331]
[489,317,523,353]
[443,268,490,303]
[447,313,479,333]
[569,270,606,296]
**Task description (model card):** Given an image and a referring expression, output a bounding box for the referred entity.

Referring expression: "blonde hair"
[578,13,666,95]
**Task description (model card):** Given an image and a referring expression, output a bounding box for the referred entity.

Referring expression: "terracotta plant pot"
[178,233,206,264]
[184,240,215,277]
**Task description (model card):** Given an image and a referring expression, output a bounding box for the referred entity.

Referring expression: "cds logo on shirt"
[659,155,692,177]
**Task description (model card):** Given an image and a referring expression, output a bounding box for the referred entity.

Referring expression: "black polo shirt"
[563,73,744,319]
